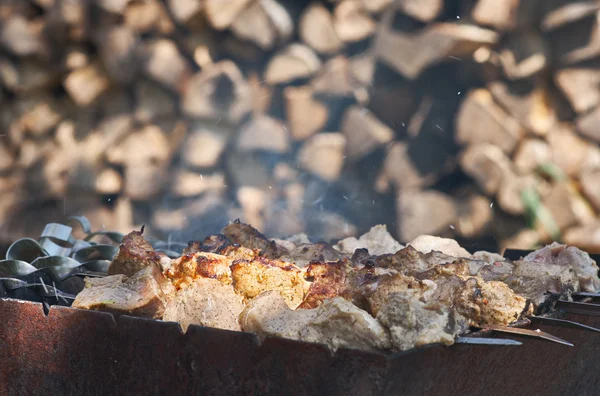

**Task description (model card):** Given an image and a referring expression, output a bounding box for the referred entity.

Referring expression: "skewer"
[572,291,600,299]
[455,337,522,346]
[528,315,600,333]
[484,324,574,346]
[555,300,600,317]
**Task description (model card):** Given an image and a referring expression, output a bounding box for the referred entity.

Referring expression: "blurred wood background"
[2,0,600,254]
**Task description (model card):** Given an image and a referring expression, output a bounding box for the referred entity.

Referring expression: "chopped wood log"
[247,73,272,115]
[311,56,354,97]
[124,0,174,34]
[237,115,290,154]
[283,85,328,140]
[455,187,492,239]
[455,89,524,153]
[341,106,394,160]
[554,64,600,114]
[459,143,513,195]
[499,229,540,252]
[378,142,432,191]
[576,106,600,144]
[375,18,498,79]
[64,47,89,70]
[141,39,191,92]
[152,207,189,231]
[63,64,110,107]
[97,26,138,84]
[394,0,443,23]
[237,185,268,231]
[542,181,595,231]
[171,171,226,198]
[97,0,129,14]
[231,0,293,50]
[580,168,600,212]
[541,2,600,32]
[488,80,556,136]
[181,60,252,123]
[166,0,203,24]
[273,163,299,183]
[115,125,172,200]
[17,95,64,137]
[0,58,59,94]
[299,3,343,54]
[563,223,600,253]
[225,151,271,188]
[87,115,134,164]
[95,168,123,195]
[546,12,600,65]
[205,0,252,30]
[264,44,321,85]
[358,0,392,14]
[306,210,356,242]
[181,124,230,169]
[547,124,599,177]
[333,0,376,43]
[298,133,346,182]
[513,138,552,175]
[134,79,176,122]
[0,15,41,57]
[498,31,548,80]
[471,0,522,31]
[97,88,133,118]
[396,189,457,242]
[0,143,14,172]
[497,174,539,216]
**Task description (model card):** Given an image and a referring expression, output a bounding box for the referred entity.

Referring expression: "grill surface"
[1,297,599,396]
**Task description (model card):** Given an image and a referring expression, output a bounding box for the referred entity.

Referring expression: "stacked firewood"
[2,0,600,254]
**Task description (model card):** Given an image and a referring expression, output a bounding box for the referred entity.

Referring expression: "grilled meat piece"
[183,234,230,255]
[240,291,391,352]
[231,257,309,309]
[184,234,258,261]
[334,225,404,256]
[373,246,458,273]
[163,277,244,332]
[479,259,581,307]
[367,266,529,350]
[73,263,169,319]
[300,261,394,310]
[108,228,168,277]
[164,252,233,289]
[472,251,505,264]
[279,242,345,268]
[408,235,471,257]
[523,243,600,292]
[223,220,285,258]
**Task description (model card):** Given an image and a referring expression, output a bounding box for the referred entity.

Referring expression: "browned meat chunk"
[183,234,230,255]
[367,267,529,350]
[240,291,391,352]
[279,242,345,268]
[479,259,580,307]
[523,243,600,292]
[299,261,395,310]
[334,225,404,256]
[372,245,457,273]
[73,263,168,319]
[231,257,309,309]
[408,235,471,257]
[108,228,166,277]
[164,252,233,289]
[299,261,349,309]
[222,220,284,258]
[163,277,245,332]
